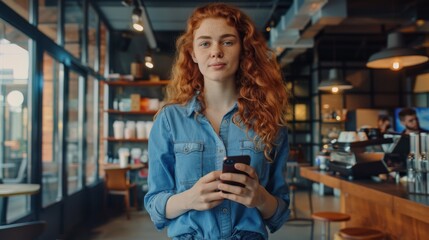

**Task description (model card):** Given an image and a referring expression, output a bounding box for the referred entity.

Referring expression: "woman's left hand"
[218,163,268,208]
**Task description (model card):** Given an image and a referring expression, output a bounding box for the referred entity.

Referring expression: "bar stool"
[287,162,314,216]
[336,227,385,240]
[312,211,351,240]
[285,161,314,239]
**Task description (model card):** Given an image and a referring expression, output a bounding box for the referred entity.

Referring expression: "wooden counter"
[300,167,429,240]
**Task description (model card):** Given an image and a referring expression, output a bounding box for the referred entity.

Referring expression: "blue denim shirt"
[144,96,290,239]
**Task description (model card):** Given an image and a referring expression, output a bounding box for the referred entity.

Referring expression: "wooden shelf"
[103,80,169,86]
[103,137,148,142]
[104,109,158,115]
[322,119,346,123]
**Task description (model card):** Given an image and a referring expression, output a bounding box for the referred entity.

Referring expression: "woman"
[144,3,290,239]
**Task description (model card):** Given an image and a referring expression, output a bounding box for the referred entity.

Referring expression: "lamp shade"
[366,32,428,70]
[318,68,353,93]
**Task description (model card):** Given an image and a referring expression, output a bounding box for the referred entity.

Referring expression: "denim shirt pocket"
[174,142,203,189]
[240,140,267,180]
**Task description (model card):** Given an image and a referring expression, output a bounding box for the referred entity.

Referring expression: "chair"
[0,220,46,240]
[3,158,27,184]
[104,167,137,219]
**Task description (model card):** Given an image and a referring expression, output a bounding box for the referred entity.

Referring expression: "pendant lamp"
[366,32,428,71]
[318,68,353,93]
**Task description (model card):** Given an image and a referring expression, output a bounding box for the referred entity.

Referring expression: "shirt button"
[218,149,224,153]
[222,208,228,213]
[184,147,189,152]
[223,119,229,124]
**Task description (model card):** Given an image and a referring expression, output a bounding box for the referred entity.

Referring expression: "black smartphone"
[222,155,251,189]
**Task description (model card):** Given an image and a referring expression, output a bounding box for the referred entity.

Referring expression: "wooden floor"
[74,188,342,240]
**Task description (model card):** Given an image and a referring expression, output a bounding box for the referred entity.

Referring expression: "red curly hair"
[166,3,289,161]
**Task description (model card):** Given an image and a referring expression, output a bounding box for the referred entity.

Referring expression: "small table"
[0,183,40,225]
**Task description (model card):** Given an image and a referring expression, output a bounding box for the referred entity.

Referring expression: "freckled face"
[191,18,241,84]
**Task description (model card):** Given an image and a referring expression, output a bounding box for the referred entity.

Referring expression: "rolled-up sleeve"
[263,128,291,232]
[144,109,176,230]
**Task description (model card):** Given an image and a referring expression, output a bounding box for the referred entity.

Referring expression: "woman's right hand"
[166,170,224,219]
[185,170,224,211]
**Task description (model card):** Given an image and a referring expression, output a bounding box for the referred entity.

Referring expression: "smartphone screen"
[222,155,250,189]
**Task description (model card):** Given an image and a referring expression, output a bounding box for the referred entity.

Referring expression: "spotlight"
[132,6,144,31]
[145,56,153,69]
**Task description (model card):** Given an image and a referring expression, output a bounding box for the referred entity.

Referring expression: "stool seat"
[339,227,385,240]
[312,212,351,240]
[312,211,351,222]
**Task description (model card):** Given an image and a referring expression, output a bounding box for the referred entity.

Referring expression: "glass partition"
[0,19,31,222]
[64,0,83,59]
[66,71,82,194]
[86,75,96,184]
[99,21,107,76]
[98,81,105,174]
[38,0,58,42]
[2,0,29,21]
[41,53,62,206]
[88,5,98,70]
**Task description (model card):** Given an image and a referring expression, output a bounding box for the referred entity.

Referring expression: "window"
[86,75,97,184]
[99,21,108,76]
[64,0,83,59]
[41,53,62,206]
[88,5,98,70]
[2,0,29,21]
[0,19,31,221]
[66,71,82,194]
[38,0,58,42]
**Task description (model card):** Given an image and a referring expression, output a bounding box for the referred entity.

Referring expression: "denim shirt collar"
[185,95,200,117]
[185,94,238,118]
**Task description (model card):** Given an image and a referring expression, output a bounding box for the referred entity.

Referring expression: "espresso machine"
[327,138,393,179]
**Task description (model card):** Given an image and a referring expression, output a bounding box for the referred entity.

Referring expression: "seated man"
[377,114,393,134]
[398,108,428,134]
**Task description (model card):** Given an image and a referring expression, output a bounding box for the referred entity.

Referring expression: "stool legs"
[312,220,331,240]
[320,221,331,240]
[290,185,296,217]
[312,212,350,240]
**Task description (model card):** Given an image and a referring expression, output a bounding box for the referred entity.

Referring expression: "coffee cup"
[136,121,146,139]
[118,148,130,167]
[113,121,125,139]
[145,121,153,138]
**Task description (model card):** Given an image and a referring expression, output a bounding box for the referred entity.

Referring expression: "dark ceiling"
[96,0,292,54]
[94,0,429,67]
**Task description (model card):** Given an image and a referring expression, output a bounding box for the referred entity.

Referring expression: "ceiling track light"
[123,0,157,49]
[318,68,353,94]
[145,55,153,69]
[131,2,144,32]
[366,32,429,71]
